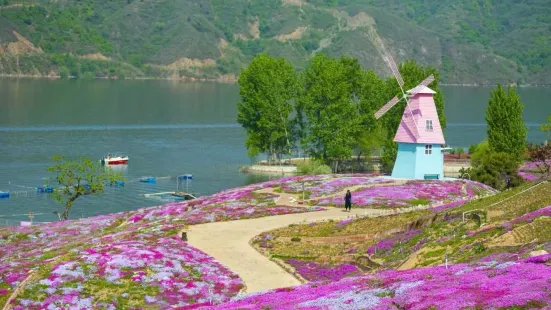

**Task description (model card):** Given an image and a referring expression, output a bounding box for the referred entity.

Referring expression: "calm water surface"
[0,79,550,223]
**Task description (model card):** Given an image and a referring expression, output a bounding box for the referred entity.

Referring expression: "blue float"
[0,191,9,199]
[139,177,156,184]
[178,174,193,180]
[37,186,54,193]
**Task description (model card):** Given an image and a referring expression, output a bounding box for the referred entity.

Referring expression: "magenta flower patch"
[211,260,551,309]
[286,259,360,282]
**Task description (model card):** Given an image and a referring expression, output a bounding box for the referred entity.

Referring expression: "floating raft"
[144,191,196,201]
[0,191,9,199]
[172,192,197,200]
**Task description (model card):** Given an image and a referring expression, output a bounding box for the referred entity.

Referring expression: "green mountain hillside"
[0,0,549,84]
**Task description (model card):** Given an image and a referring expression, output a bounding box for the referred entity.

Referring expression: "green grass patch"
[407,198,431,206]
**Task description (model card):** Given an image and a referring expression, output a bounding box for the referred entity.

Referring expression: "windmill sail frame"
[374,54,435,140]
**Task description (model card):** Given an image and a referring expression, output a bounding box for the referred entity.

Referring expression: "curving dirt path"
[185,180,431,293]
[186,207,382,293]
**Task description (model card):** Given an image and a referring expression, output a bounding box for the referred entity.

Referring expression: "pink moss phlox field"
[314,180,495,209]
[127,202,324,225]
[308,176,390,198]
[211,259,551,309]
[267,173,380,195]
[12,235,243,309]
[0,213,128,299]
[0,176,331,307]
[126,177,328,224]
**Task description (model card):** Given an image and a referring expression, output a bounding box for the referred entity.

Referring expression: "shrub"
[380,140,398,174]
[297,160,332,175]
[469,150,523,191]
[468,143,479,155]
[81,71,96,80]
[58,66,69,79]
[473,242,486,254]
[457,147,465,158]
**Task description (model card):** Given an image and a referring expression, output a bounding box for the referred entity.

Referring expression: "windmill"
[374,54,446,180]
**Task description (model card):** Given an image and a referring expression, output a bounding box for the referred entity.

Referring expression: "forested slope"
[0,0,549,84]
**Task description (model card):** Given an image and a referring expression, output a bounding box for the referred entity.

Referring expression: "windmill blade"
[375,96,400,119]
[384,55,404,88]
[403,100,420,138]
[408,74,435,97]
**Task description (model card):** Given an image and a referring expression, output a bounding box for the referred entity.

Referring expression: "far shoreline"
[1,74,550,87]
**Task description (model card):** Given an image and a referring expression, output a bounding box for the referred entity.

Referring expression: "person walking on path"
[345,190,352,211]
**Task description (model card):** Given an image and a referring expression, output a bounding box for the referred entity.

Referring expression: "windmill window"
[426,120,434,131]
[425,144,432,155]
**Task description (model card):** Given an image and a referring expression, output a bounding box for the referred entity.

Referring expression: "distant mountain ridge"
[0,0,549,84]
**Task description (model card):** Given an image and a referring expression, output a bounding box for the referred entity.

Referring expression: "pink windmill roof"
[409,86,436,95]
[393,86,445,144]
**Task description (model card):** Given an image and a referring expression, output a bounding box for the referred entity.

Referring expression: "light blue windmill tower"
[374,54,445,180]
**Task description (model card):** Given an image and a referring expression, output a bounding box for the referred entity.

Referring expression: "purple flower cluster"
[511,205,551,224]
[480,252,521,263]
[518,160,551,181]
[518,171,540,181]
[211,258,551,309]
[466,225,495,237]
[335,218,354,228]
[491,204,551,233]
[429,199,469,212]
[523,254,551,264]
[366,229,422,256]
[286,259,360,282]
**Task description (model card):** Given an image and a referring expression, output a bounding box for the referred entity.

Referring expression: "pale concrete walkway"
[186,207,380,293]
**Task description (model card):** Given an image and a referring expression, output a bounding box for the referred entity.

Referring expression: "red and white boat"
[101,153,129,165]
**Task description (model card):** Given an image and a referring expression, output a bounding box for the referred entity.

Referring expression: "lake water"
[1,79,550,224]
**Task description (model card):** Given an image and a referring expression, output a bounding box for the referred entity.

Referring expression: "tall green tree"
[357,69,388,146]
[486,84,527,161]
[47,156,123,221]
[298,54,364,171]
[378,60,446,171]
[237,54,299,162]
